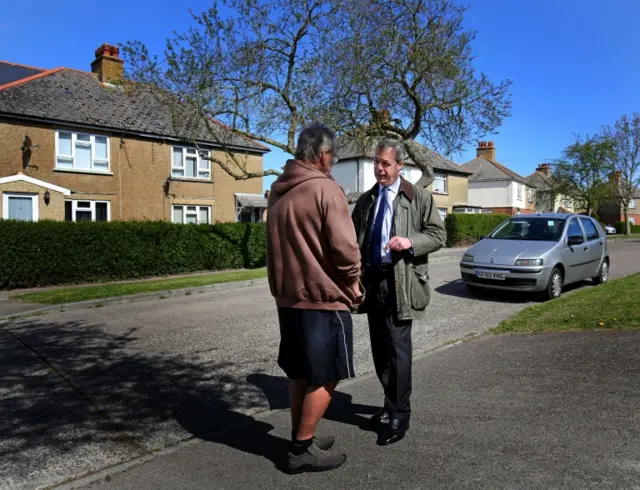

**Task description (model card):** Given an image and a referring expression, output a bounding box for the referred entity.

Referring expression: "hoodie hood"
[271,159,329,195]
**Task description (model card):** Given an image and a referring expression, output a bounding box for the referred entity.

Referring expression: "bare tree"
[552,135,614,217]
[123,0,512,185]
[603,113,640,234]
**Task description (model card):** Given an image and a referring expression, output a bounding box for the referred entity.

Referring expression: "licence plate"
[476,270,507,280]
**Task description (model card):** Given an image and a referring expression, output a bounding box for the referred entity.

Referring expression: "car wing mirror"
[567,235,584,246]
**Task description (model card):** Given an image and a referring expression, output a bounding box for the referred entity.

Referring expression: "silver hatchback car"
[459,213,610,300]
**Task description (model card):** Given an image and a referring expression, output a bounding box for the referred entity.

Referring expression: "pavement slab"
[0,330,144,490]
[84,331,640,490]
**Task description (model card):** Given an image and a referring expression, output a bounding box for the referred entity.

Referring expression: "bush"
[445,213,511,247]
[0,220,267,289]
[613,221,640,234]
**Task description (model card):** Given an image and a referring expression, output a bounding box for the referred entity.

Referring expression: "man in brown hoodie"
[267,123,363,474]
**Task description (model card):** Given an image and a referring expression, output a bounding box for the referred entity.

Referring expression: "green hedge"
[444,213,511,247]
[0,220,267,289]
[613,221,640,234]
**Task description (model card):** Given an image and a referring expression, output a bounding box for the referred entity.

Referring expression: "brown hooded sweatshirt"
[266,159,362,311]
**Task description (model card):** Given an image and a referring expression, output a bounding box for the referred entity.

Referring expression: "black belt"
[367,262,394,273]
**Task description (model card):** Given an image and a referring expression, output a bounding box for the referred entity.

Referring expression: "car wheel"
[544,267,563,300]
[592,259,609,285]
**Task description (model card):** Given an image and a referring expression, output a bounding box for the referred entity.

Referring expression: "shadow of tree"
[0,317,376,482]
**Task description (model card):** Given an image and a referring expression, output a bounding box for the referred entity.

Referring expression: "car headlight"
[515,258,543,266]
[462,254,474,263]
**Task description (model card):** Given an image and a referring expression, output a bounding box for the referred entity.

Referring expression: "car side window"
[580,218,600,241]
[567,219,583,238]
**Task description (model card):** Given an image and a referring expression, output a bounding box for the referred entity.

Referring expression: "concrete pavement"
[82,331,640,489]
[1,240,639,488]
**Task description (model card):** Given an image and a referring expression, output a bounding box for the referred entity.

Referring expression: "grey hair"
[295,123,336,162]
[376,138,408,164]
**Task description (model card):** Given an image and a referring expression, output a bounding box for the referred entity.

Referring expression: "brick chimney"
[91,43,124,84]
[536,163,552,176]
[476,141,496,161]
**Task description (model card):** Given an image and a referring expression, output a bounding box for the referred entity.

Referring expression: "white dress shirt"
[371,177,401,264]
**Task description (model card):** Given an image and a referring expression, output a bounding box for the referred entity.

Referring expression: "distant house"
[461,141,536,216]
[333,137,472,222]
[598,171,640,226]
[525,163,578,213]
[0,44,269,224]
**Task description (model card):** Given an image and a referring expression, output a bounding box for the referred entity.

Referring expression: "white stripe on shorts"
[335,311,352,378]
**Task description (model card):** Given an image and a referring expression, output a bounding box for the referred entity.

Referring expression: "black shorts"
[277,307,355,387]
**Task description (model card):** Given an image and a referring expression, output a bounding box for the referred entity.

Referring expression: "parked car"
[460,213,610,300]
[604,224,617,235]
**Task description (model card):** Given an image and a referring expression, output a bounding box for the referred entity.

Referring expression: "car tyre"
[544,267,563,300]
[592,259,609,285]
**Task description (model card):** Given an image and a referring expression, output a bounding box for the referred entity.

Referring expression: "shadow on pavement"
[436,278,592,303]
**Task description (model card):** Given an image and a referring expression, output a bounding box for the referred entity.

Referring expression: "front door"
[563,217,588,284]
[579,217,604,278]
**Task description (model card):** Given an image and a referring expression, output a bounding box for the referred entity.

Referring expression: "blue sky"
[2,0,639,191]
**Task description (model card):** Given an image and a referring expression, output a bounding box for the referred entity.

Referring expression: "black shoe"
[377,418,409,446]
[286,442,347,474]
[368,409,389,429]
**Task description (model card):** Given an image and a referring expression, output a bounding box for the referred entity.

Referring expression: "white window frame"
[437,207,447,222]
[527,187,534,203]
[172,205,211,224]
[171,146,211,180]
[629,199,636,209]
[2,193,38,221]
[55,130,110,173]
[432,173,447,194]
[517,183,523,201]
[65,200,111,222]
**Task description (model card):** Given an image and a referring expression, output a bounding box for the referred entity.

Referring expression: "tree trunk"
[624,208,630,235]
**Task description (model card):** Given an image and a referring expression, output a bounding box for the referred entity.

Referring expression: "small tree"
[122,0,512,186]
[603,113,640,235]
[552,135,614,217]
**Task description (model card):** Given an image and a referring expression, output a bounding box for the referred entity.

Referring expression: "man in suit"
[352,138,446,445]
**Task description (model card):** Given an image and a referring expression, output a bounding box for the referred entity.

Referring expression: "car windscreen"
[489,217,566,241]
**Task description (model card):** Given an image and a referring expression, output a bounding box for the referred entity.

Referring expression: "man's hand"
[385,237,412,252]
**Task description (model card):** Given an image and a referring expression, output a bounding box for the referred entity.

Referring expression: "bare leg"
[296,381,338,441]
[289,378,309,436]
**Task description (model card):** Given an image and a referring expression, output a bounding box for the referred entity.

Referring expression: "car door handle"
[584,247,588,251]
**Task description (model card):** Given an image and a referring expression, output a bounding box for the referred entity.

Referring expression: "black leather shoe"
[368,409,389,429]
[377,418,409,446]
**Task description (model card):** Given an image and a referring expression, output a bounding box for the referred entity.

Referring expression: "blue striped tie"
[370,187,388,265]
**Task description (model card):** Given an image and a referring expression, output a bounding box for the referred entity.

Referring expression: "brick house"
[0,44,269,224]
[462,141,536,215]
[333,137,473,222]
[598,171,640,226]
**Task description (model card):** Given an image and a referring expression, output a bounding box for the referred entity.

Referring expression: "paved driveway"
[1,239,639,489]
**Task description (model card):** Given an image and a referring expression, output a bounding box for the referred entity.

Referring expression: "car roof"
[511,213,573,219]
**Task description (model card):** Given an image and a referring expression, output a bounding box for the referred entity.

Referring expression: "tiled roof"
[235,193,268,208]
[525,171,558,191]
[337,136,472,175]
[0,61,44,86]
[0,68,268,153]
[462,156,531,185]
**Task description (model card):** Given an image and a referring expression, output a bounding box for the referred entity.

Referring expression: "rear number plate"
[476,270,506,280]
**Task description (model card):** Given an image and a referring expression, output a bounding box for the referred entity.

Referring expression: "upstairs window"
[56,131,109,172]
[172,147,211,180]
[517,184,523,201]
[432,173,447,194]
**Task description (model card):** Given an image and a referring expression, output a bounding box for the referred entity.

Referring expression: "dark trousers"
[365,264,412,421]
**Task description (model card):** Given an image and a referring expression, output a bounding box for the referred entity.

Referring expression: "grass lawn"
[12,268,268,305]
[492,273,640,334]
